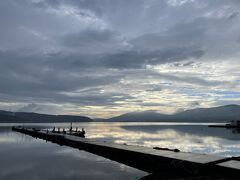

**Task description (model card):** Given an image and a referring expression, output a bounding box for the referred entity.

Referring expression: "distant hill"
[2,104,240,123]
[107,105,240,122]
[109,110,170,122]
[0,110,92,123]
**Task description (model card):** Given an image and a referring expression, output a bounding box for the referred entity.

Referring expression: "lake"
[0,122,240,179]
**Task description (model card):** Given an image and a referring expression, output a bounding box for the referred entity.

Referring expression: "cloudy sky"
[0,0,240,118]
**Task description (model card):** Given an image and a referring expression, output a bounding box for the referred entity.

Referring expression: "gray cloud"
[0,50,124,105]
[17,103,61,114]
[101,47,204,69]
[153,72,226,87]
[61,29,119,47]
[0,0,240,116]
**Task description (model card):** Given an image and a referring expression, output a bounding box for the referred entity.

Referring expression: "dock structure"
[12,127,240,179]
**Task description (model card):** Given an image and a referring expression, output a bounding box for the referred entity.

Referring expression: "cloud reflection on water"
[0,124,147,180]
[81,122,240,157]
[0,122,240,180]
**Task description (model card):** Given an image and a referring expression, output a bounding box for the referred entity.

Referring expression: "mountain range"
[0,110,92,123]
[107,105,240,122]
[0,104,240,123]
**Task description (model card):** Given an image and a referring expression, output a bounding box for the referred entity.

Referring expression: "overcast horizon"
[0,0,240,118]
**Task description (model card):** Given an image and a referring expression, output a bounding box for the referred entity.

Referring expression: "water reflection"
[0,124,147,180]
[0,122,240,180]
[232,128,240,134]
[119,124,240,156]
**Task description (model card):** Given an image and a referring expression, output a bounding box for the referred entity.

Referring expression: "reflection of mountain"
[108,105,240,122]
[0,110,92,123]
[121,125,240,141]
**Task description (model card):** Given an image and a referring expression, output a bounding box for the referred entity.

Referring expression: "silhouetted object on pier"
[32,127,40,132]
[153,147,180,152]
[63,128,66,134]
[66,123,85,137]
[82,128,85,135]
[48,124,85,138]
[70,122,73,132]
[70,128,85,138]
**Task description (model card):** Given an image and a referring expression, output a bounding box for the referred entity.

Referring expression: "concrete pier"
[12,126,240,179]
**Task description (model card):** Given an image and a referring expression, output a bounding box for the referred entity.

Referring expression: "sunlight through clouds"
[0,0,239,117]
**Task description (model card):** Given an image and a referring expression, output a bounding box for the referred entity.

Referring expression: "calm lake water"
[0,122,240,180]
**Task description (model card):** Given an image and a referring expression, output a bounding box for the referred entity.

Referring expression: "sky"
[0,0,240,118]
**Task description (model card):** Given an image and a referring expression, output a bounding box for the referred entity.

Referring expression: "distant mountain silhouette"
[108,110,170,122]
[1,104,240,123]
[0,110,92,123]
[108,105,240,122]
